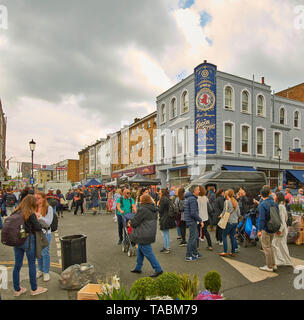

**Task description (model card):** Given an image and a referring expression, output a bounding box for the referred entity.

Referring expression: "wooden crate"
[77,284,102,300]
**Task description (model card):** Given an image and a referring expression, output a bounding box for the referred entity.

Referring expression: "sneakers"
[259,265,274,272]
[235,248,240,253]
[31,287,48,296]
[36,270,43,279]
[185,256,197,262]
[199,238,205,242]
[193,253,202,259]
[160,248,171,253]
[14,287,27,297]
[150,271,163,278]
[179,241,187,247]
[219,242,223,246]
[272,265,278,271]
[43,273,50,282]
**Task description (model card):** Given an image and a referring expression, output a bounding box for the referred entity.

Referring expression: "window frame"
[273,130,282,159]
[279,106,287,125]
[256,93,266,117]
[256,127,266,157]
[180,89,189,114]
[240,124,251,155]
[170,97,178,120]
[223,84,235,111]
[241,89,251,114]
[160,103,166,124]
[294,110,301,129]
[223,121,235,153]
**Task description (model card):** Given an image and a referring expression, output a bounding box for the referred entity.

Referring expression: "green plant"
[156,272,182,299]
[177,273,199,300]
[204,271,221,294]
[130,277,159,300]
[97,285,138,300]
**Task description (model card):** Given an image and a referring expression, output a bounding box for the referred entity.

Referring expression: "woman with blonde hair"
[34,191,54,282]
[12,195,48,297]
[219,189,241,257]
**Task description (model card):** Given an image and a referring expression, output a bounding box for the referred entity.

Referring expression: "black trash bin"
[60,234,87,271]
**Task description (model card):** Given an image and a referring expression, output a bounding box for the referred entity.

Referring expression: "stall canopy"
[129,173,160,185]
[222,165,256,172]
[84,178,101,187]
[286,170,304,183]
[105,180,117,186]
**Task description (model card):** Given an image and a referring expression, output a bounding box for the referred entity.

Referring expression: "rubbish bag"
[58,263,97,290]
[244,216,253,237]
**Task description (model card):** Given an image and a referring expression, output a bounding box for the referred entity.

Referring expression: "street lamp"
[29,139,36,186]
[277,147,282,187]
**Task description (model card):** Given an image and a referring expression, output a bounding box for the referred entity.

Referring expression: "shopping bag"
[249,225,257,240]
[218,201,230,230]
[244,216,253,236]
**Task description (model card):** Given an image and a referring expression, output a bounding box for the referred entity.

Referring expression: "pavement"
[1,209,304,300]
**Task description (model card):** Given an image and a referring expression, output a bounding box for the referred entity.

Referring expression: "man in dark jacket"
[258,186,279,272]
[130,195,163,277]
[237,187,251,216]
[5,189,18,216]
[184,185,204,261]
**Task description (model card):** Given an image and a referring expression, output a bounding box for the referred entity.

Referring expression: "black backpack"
[168,199,179,219]
[50,212,58,232]
[178,199,185,212]
[47,197,58,207]
[267,205,281,233]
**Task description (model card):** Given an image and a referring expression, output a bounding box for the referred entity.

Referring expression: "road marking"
[56,243,61,249]
[221,257,278,283]
[291,257,304,267]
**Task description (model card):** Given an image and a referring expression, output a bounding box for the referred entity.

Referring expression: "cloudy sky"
[1,0,304,175]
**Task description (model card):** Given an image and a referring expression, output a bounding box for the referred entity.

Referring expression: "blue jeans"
[135,244,162,273]
[13,235,37,291]
[186,222,199,258]
[222,223,238,253]
[52,206,56,215]
[38,233,52,274]
[117,213,123,243]
[162,230,170,250]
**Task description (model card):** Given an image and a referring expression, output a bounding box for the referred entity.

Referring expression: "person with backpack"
[258,186,280,272]
[0,189,7,217]
[56,189,65,218]
[66,189,75,212]
[46,188,59,216]
[175,187,187,247]
[34,191,54,282]
[158,188,176,254]
[9,195,48,296]
[198,186,213,251]
[5,188,18,216]
[214,189,225,245]
[116,189,136,245]
[184,185,204,261]
[272,192,293,268]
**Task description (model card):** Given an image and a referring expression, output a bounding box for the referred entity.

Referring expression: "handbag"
[35,230,49,259]
[60,198,67,205]
[217,201,231,230]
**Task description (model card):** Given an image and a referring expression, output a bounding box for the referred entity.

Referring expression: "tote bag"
[217,201,231,230]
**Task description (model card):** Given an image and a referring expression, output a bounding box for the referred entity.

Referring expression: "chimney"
[261,77,265,85]
[204,60,207,63]
[134,118,140,123]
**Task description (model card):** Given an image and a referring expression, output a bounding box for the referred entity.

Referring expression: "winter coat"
[130,203,158,244]
[183,192,202,225]
[159,196,176,230]
[213,195,225,220]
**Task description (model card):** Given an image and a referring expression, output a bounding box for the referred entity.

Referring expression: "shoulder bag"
[217,201,231,230]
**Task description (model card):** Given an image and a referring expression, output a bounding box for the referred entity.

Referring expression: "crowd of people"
[111,184,300,276]
[0,182,301,297]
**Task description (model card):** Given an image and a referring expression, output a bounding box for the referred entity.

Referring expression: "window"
[142,123,145,129]
[147,121,151,128]
[161,104,166,123]
[241,90,249,113]
[257,128,265,156]
[172,132,177,157]
[280,107,286,125]
[177,128,184,155]
[294,111,300,128]
[224,123,234,152]
[161,136,165,159]
[185,126,188,154]
[257,95,265,116]
[171,98,177,119]
[142,141,145,149]
[225,86,233,110]
[148,139,151,147]
[274,132,282,158]
[294,138,300,150]
[241,125,250,154]
[181,91,189,113]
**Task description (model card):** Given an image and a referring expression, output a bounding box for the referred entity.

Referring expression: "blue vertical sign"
[195,62,217,155]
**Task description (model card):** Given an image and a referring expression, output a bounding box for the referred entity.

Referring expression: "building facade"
[78,147,90,181]
[156,61,304,189]
[33,165,53,185]
[111,112,158,180]
[0,99,7,184]
[53,159,79,183]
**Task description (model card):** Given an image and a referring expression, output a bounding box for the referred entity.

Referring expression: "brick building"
[78,147,90,181]
[276,83,304,102]
[53,159,79,183]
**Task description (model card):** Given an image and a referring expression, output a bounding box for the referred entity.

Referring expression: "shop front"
[111,165,156,180]
[168,166,191,188]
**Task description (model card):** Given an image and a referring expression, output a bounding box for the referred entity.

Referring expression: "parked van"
[187,170,268,197]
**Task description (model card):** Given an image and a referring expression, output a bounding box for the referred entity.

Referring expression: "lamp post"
[29,139,36,187]
[277,147,282,187]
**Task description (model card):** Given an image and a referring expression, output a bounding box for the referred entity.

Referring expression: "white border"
[223,84,235,111]
[273,130,282,159]
[240,89,251,114]
[223,121,235,153]
[256,127,266,157]
[240,123,252,155]
[180,89,190,115]
[256,93,266,118]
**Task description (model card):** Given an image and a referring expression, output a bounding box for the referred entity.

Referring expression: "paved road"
[1,209,304,300]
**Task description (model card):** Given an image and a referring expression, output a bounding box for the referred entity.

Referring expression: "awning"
[222,165,256,172]
[286,170,304,183]
[168,166,188,172]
